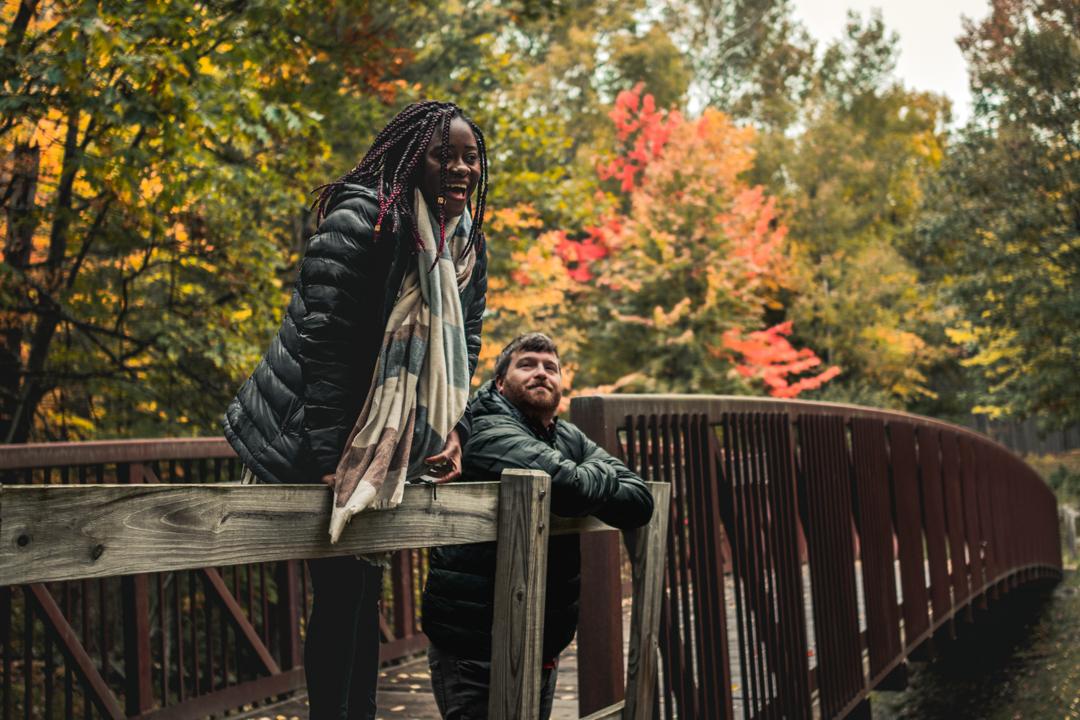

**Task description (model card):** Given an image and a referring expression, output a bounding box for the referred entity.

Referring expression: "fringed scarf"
[328,189,475,543]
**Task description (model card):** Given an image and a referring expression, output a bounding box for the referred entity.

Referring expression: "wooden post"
[571,397,627,715]
[488,469,551,720]
[623,483,671,720]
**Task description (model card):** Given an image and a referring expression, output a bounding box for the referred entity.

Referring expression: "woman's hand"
[424,429,463,484]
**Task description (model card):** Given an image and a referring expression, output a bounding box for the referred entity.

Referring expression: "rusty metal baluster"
[44,605,54,719]
[680,414,721,718]
[206,575,216,691]
[743,413,773,716]
[850,418,901,684]
[759,413,791,717]
[744,413,774,717]
[22,587,31,720]
[700,414,737,718]
[2,586,10,720]
[259,563,270,649]
[718,414,753,720]
[175,572,185,702]
[680,415,711,717]
[888,422,930,648]
[940,433,970,610]
[798,414,863,717]
[662,414,698,717]
[732,413,765,717]
[221,577,232,689]
[916,426,952,635]
[764,414,811,717]
[652,414,687,715]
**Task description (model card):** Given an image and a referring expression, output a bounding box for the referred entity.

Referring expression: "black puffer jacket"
[223,184,487,485]
[421,381,653,662]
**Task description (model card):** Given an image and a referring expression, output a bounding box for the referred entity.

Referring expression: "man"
[421,332,654,719]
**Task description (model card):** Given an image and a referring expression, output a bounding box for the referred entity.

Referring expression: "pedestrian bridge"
[0,395,1063,719]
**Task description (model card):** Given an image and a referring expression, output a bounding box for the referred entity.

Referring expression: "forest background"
[0,0,1077,458]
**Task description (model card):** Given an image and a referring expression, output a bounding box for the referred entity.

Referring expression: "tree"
[0,1,410,441]
[661,0,815,129]
[495,85,837,398]
[751,12,953,409]
[918,0,1080,428]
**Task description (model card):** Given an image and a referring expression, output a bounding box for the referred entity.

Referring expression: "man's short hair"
[493,332,560,381]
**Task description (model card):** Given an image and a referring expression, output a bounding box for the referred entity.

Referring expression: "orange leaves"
[553,225,611,282]
[720,322,841,398]
[598,83,683,192]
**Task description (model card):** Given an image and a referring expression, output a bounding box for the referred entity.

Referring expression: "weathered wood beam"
[0,481,619,586]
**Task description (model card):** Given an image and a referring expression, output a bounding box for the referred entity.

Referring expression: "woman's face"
[420,116,481,219]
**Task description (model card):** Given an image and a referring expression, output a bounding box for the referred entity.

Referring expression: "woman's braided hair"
[312,101,488,258]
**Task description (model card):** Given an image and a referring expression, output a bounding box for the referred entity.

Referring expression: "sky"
[791,0,989,125]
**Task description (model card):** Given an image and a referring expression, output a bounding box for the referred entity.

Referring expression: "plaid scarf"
[328,189,475,543]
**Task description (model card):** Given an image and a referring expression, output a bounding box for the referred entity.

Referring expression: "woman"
[223,101,489,719]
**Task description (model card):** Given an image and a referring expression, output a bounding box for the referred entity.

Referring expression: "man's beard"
[502,380,561,420]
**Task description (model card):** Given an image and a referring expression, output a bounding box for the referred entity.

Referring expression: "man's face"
[496,350,562,419]
[420,116,481,218]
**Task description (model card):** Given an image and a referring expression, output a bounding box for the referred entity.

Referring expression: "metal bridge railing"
[570,395,1063,719]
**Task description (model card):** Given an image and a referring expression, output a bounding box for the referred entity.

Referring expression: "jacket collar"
[473,381,559,440]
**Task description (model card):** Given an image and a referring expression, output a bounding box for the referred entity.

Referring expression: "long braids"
[312,101,489,260]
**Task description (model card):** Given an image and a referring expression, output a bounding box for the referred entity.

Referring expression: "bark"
[4,105,79,443]
[0,143,39,442]
[1,0,39,87]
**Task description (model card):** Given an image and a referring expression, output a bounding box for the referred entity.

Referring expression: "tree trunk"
[0,142,39,442]
[4,104,80,444]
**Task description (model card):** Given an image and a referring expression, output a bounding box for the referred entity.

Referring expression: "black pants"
[305,555,384,720]
[428,644,559,720]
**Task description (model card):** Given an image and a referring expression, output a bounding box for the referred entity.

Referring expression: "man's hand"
[424,429,463,484]
[321,473,335,486]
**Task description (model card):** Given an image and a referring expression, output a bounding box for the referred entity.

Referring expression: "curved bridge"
[0,395,1063,719]
[570,395,1063,719]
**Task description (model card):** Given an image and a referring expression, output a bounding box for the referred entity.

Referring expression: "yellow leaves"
[652,298,691,328]
[489,204,543,234]
[231,307,253,323]
[972,404,1011,420]
[140,175,164,201]
[170,221,192,244]
[197,56,218,77]
[945,325,979,344]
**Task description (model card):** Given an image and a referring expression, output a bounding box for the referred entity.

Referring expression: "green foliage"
[917,0,1080,429]
[0,0,407,440]
[751,12,953,408]
[3,0,1075,440]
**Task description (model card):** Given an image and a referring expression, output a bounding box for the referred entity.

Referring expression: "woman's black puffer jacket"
[222,184,487,485]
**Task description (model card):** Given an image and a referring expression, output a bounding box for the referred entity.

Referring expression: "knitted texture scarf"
[328,189,475,543]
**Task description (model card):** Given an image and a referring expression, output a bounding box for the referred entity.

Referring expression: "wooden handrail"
[0,471,671,720]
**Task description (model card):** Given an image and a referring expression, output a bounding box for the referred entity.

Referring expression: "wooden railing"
[0,470,670,719]
[569,395,1063,719]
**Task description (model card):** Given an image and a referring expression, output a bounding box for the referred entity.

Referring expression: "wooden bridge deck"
[237,563,866,720]
[235,598,622,720]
